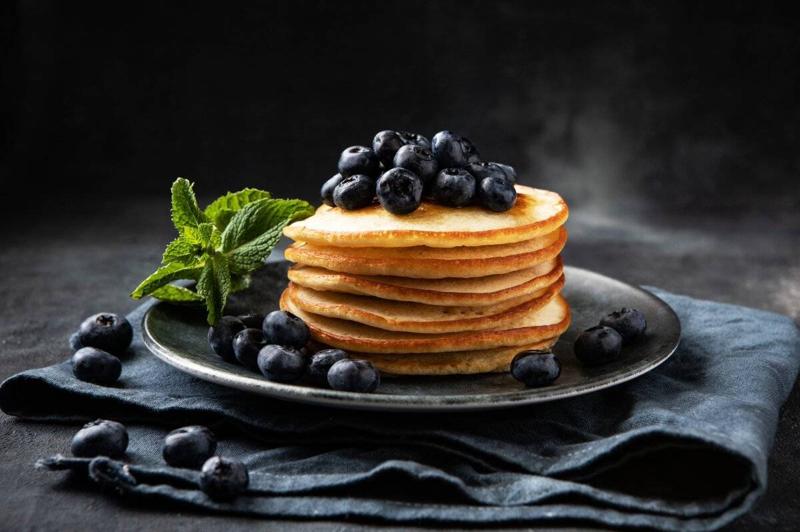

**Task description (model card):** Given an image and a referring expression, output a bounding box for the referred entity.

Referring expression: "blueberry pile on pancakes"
[281,133,570,376]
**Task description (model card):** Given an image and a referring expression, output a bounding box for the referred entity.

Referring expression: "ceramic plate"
[142,263,680,412]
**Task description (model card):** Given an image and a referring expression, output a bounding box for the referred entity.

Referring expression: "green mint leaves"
[132,178,314,324]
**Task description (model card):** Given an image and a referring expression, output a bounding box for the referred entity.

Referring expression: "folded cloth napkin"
[1,264,798,531]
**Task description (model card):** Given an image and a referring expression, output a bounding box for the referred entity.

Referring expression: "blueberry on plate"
[338,146,380,177]
[397,130,431,150]
[393,144,439,185]
[332,174,375,210]
[574,326,623,366]
[376,168,423,215]
[232,328,268,370]
[69,331,83,351]
[262,310,309,349]
[599,308,647,343]
[162,426,217,469]
[431,130,480,168]
[327,359,380,393]
[510,350,561,387]
[320,173,346,207]
[467,161,508,181]
[77,313,133,355]
[257,345,306,383]
[372,130,406,166]
[200,456,249,501]
[71,419,128,458]
[237,313,265,329]
[71,347,122,385]
[478,176,517,212]
[208,316,246,362]
[431,168,476,207]
[492,162,517,183]
[307,348,349,386]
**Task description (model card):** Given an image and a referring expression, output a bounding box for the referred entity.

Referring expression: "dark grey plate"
[142,264,680,412]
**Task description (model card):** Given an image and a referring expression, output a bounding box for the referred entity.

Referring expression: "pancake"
[285,227,567,279]
[287,258,563,306]
[281,291,571,353]
[286,275,564,333]
[283,185,568,248]
[293,229,562,261]
[359,342,556,375]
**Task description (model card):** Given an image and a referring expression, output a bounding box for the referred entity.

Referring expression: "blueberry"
[307,348,349,386]
[77,313,133,355]
[338,146,380,177]
[262,310,309,348]
[574,326,623,366]
[431,130,480,168]
[237,313,265,329]
[431,168,476,207]
[232,328,268,370]
[71,347,122,385]
[257,345,306,382]
[320,173,346,207]
[493,162,517,183]
[393,144,439,186]
[397,130,431,150]
[332,174,375,210]
[69,331,83,351]
[327,359,380,393]
[372,130,406,166]
[467,161,508,181]
[162,426,217,469]
[71,419,128,458]
[200,456,249,501]
[510,350,561,387]
[208,316,245,362]
[376,168,423,215]
[478,176,517,212]
[599,308,647,342]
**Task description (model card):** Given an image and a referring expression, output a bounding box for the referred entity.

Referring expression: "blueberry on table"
[431,130,480,168]
[257,345,306,383]
[600,308,647,342]
[492,162,517,183]
[307,348,349,386]
[332,174,375,210]
[69,331,83,351]
[200,456,249,501]
[511,350,561,387]
[393,144,439,185]
[162,426,217,469]
[262,310,310,348]
[397,130,431,150]
[337,145,380,177]
[574,326,623,366]
[327,359,380,393]
[71,347,122,385]
[478,176,517,212]
[238,313,265,329]
[208,316,246,362]
[432,168,476,207]
[467,161,509,182]
[373,130,406,166]
[320,173,346,207]
[77,313,133,355]
[376,168,423,215]
[71,419,128,458]
[232,328,268,370]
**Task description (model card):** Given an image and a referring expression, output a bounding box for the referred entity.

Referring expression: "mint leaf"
[150,284,203,303]
[196,253,231,324]
[227,225,286,273]
[131,261,204,299]
[196,222,222,251]
[221,198,314,253]
[204,188,271,230]
[171,178,207,233]
[230,274,251,292]
[162,236,200,265]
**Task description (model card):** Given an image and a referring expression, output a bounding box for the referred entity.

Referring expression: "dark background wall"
[3,0,799,219]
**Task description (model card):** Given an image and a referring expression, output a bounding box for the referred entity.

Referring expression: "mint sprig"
[132,178,314,324]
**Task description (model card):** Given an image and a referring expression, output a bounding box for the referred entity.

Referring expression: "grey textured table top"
[0,197,797,531]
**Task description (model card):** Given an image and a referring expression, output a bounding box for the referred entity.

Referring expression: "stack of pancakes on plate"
[281,185,571,376]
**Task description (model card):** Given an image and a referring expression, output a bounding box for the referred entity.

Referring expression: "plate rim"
[142,266,681,412]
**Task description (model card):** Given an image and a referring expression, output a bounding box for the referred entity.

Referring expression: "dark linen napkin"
[1,264,798,531]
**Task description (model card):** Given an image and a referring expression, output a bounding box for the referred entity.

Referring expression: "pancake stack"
[281,185,570,376]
